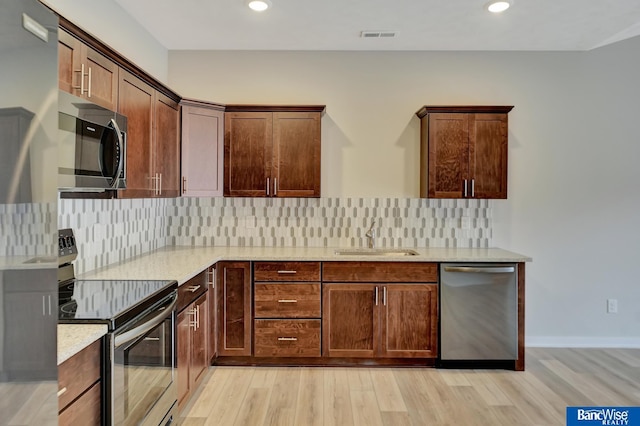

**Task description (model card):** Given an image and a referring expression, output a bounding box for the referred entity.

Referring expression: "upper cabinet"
[181,100,225,197]
[118,70,180,198]
[416,106,513,199]
[224,105,325,198]
[58,29,119,111]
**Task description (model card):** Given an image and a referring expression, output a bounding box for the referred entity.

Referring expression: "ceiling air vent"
[360,31,397,38]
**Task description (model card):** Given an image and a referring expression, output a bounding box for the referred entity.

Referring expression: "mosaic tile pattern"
[0,202,56,257]
[168,197,492,249]
[57,196,493,275]
[58,198,170,275]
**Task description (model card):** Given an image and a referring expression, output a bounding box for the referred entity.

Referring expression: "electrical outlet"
[607,299,618,314]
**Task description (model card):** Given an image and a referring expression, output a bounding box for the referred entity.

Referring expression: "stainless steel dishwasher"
[440,263,518,361]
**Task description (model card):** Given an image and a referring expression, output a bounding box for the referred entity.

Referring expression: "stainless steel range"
[58,229,178,425]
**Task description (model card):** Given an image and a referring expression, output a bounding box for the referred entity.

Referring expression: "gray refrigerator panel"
[440,264,518,360]
[0,0,59,424]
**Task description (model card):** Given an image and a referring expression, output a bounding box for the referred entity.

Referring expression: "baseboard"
[526,336,640,348]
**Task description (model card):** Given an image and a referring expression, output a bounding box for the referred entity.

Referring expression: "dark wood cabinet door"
[58,30,118,111]
[322,284,378,358]
[84,45,119,111]
[427,113,469,198]
[469,113,508,199]
[380,284,438,358]
[176,308,191,410]
[217,261,252,356]
[58,30,82,96]
[272,112,321,197]
[118,70,154,198]
[208,266,217,362]
[181,103,224,197]
[58,382,101,426]
[190,293,209,388]
[154,92,180,197]
[224,112,272,197]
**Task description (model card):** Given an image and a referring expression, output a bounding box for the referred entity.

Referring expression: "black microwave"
[58,91,127,191]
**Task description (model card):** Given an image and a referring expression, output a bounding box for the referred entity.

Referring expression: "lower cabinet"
[216,261,252,356]
[58,339,102,426]
[177,273,209,412]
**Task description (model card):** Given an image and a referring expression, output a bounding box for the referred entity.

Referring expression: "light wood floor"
[178,348,640,426]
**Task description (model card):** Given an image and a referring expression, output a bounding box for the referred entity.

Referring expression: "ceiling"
[114,0,640,51]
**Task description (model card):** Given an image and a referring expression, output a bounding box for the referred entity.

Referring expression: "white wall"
[41,0,169,83]
[168,38,640,346]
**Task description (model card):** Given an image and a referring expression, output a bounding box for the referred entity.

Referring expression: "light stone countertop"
[80,245,532,285]
[58,324,108,365]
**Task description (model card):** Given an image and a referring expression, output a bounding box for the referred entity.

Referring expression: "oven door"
[111,292,177,426]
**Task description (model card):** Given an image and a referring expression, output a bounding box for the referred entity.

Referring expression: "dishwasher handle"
[443,266,515,274]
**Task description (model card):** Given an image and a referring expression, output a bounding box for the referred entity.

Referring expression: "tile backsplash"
[58,198,170,274]
[0,202,56,257]
[59,196,493,275]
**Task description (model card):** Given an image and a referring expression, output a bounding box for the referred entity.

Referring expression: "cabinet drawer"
[254,283,321,318]
[58,381,101,426]
[177,270,208,312]
[323,262,438,282]
[254,319,321,357]
[58,339,101,412]
[254,262,320,282]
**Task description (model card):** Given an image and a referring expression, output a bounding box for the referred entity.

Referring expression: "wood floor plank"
[203,367,254,426]
[263,368,301,426]
[184,367,230,418]
[346,369,373,391]
[439,369,472,387]
[250,367,279,389]
[380,411,414,426]
[294,368,324,426]
[350,390,384,426]
[323,368,354,426]
[370,369,408,412]
[232,388,271,426]
[178,418,206,426]
[464,371,514,407]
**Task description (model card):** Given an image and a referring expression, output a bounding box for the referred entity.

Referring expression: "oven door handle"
[114,293,177,347]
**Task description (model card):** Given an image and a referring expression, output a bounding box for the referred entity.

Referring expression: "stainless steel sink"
[334,248,419,256]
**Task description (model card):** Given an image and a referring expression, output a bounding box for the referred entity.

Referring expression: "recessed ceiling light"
[486,0,511,13]
[247,0,272,12]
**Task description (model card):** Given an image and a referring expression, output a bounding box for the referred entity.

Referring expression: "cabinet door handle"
[87,66,92,98]
[266,178,270,196]
[57,387,68,397]
[383,286,387,306]
[159,173,162,195]
[187,285,201,293]
[182,177,187,194]
[463,179,468,197]
[375,286,379,306]
[278,299,298,303]
[42,295,46,316]
[208,267,216,288]
[471,179,475,198]
[143,337,160,341]
[277,270,297,274]
[274,178,277,196]
[277,337,297,341]
[72,63,87,94]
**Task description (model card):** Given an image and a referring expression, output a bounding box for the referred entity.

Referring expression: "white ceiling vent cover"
[360,31,397,38]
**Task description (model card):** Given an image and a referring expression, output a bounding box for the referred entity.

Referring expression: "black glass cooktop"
[58,279,177,330]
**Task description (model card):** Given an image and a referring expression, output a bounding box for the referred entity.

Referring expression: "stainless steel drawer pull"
[277,337,298,341]
[277,299,298,303]
[187,285,201,292]
[57,387,67,397]
[444,266,515,274]
[277,270,297,274]
[143,337,160,341]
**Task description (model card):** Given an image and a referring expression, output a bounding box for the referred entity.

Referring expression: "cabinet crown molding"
[415,105,514,119]
[225,105,326,114]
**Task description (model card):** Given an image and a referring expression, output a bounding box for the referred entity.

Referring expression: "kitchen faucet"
[365,218,377,248]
